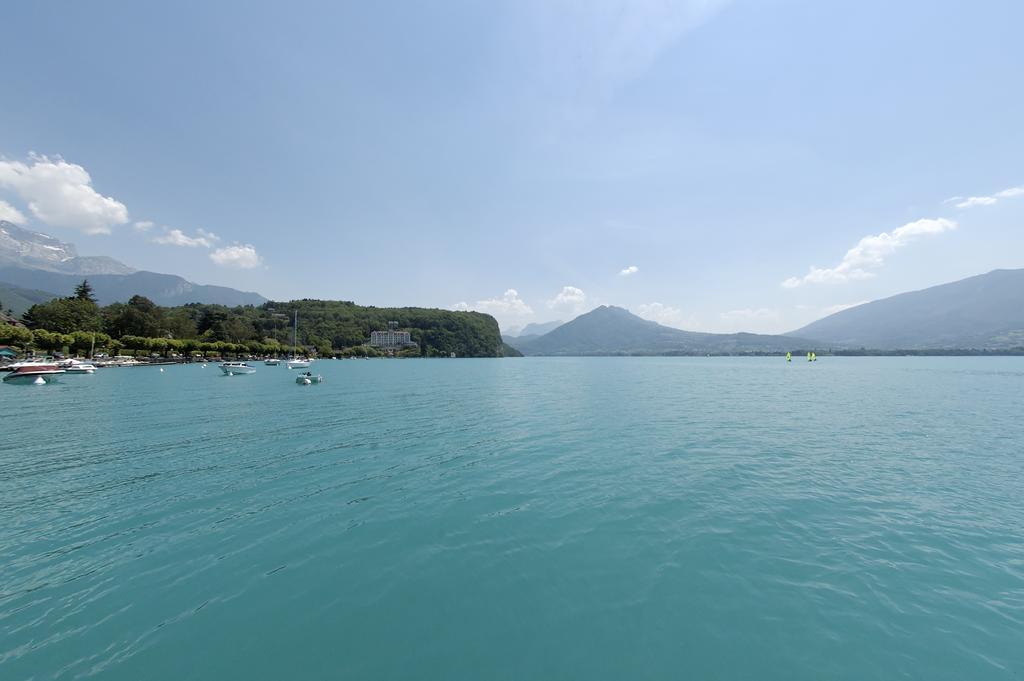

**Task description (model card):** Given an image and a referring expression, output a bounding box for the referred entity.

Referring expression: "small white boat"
[57,359,96,374]
[3,364,65,384]
[264,358,281,366]
[295,372,324,385]
[220,362,256,376]
[285,310,312,369]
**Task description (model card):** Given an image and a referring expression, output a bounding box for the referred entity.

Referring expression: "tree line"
[1,280,510,358]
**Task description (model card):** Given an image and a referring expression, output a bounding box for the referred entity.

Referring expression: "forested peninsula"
[1,281,518,358]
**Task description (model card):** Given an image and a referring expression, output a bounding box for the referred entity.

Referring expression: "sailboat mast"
[292,310,297,359]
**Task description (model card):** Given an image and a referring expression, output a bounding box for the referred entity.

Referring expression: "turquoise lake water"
[1,357,1022,680]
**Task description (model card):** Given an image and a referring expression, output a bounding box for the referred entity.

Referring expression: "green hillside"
[14,293,509,358]
[253,299,508,357]
[0,282,61,317]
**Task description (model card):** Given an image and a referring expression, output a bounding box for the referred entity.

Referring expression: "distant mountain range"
[0,221,266,307]
[506,268,1024,355]
[4,218,1022,351]
[509,306,811,355]
[791,268,1024,349]
[0,221,136,275]
[503,319,564,344]
[505,319,563,338]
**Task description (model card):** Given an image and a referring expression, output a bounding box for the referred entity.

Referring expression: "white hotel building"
[369,322,415,350]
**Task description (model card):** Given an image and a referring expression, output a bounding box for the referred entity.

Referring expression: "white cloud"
[635,302,697,330]
[154,228,220,248]
[133,220,154,232]
[453,289,534,318]
[720,307,781,322]
[950,184,1024,209]
[0,154,129,234]
[995,186,1024,199]
[782,217,957,288]
[955,196,997,209]
[0,200,27,225]
[619,265,639,276]
[209,244,262,269]
[547,285,586,308]
[820,301,869,316]
[546,285,590,318]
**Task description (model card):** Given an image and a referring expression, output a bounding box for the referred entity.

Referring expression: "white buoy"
[302,378,311,385]
[159,368,164,372]
[33,376,46,385]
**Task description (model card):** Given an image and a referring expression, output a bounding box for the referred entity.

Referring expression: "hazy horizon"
[2,1,1023,334]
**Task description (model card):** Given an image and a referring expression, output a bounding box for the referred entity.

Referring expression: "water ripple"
[1,358,1022,679]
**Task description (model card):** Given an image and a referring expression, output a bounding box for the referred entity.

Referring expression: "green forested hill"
[0,282,61,316]
[253,299,507,357]
[14,292,509,357]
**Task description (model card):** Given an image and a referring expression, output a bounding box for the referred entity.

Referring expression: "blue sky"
[2,0,1022,334]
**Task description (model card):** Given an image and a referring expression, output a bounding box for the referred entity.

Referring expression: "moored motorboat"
[2,357,55,372]
[3,364,65,384]
[220,361,256,376]
[57,359,97,374]
[295,371,323,385]
[264,358,281,366]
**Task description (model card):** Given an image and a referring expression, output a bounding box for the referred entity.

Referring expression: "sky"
[2,0,1023,335]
